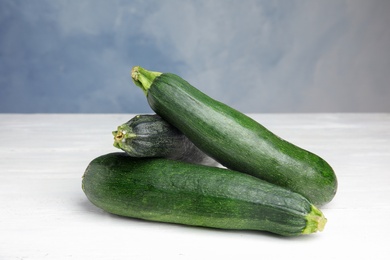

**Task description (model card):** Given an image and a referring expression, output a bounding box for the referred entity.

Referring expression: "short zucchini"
[82,152,327,236]
[131,66,337,206]
[113,114,217,166]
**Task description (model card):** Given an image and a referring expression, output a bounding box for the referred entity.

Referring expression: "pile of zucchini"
[82,66,337,236]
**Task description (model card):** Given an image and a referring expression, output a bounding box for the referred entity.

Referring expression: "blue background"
[1,0,389,113]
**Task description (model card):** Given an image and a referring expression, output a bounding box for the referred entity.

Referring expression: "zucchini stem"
[131,66,162,95]
[302,205,327,234]
[112,127,136,149]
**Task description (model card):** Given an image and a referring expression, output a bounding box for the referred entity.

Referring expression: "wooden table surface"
[1,113,389,260]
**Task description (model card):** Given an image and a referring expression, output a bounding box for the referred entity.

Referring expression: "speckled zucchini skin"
[132,67,337,206]
[82,153,326,236]
[113,114,217,166]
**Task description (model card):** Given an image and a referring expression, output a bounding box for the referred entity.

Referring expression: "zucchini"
[113,114,217,166]
[82,152,327,236]
[131,66,337,206]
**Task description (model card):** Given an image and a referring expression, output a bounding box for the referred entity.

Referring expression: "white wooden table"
[1,114,389,260]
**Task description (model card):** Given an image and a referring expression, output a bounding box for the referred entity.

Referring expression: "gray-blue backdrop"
[1,0,389,113]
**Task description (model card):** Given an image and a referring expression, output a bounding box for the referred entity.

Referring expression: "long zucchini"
[131,66,337,206]
[82,152,327,236]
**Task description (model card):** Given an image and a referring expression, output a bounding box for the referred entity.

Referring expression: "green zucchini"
[131,66,337,206]
[113,114,217,166]
[82,152,327,236]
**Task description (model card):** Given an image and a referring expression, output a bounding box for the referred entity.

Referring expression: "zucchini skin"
[82,152,326,236]
[113,114,217,166]
[132,68,337,206]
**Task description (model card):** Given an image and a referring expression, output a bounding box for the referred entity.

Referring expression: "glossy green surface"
[82,153,326,236]
[132,67,337,206]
